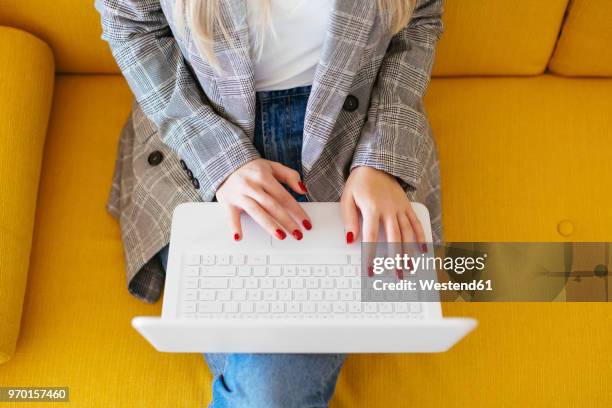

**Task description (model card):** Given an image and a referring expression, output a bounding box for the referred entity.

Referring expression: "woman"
[97,0,443,406]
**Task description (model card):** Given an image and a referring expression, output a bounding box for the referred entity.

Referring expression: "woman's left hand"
[340,166,427,252]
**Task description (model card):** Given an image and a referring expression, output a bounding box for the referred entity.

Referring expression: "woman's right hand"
[215,159,312,241]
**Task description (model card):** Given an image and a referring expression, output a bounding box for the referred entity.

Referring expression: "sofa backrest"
[0,0,609,77]
[549,0,612,77]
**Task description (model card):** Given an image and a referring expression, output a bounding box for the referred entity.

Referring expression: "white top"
[246,0,333,91]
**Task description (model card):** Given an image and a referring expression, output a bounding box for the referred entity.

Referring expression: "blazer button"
[343,94,359,112]
[179,159,187,170]
[192,177,200,190]
[186,169,193,179]
[147,151,163,166]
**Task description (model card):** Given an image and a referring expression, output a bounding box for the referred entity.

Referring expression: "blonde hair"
[174,0,415,73]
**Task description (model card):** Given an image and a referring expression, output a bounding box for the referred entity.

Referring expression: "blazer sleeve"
[95,0,260,201]
[350,0,444,191]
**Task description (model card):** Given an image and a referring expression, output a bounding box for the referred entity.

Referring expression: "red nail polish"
[396,268,404,280]
[275,229,286,240]
[292,229,303,240]
[408,258,414,271]
[367,265,374,277]
[346,231,354,244]
[421,244,428,253]
[233,233,240,241]
[302,219,312,230]
[298,181,308,193]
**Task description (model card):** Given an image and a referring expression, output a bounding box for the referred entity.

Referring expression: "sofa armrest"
[0,26,54,363]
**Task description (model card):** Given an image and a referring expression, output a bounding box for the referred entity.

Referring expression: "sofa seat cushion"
[549,0,612,76]
[0,75,609,406]
[425,75,612,241]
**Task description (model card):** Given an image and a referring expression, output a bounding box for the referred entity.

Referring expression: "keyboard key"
[278,290,292,301]
[294,290,308,301]
[183,302,196,313]
[255,302,270,313]
[240,302,254,313]
[184,266,200,277]
[379,303,393,313]
[339,290,353,301]
[333,303,347,313]
[290,278,305,289]
[324,290,339,301]
[261,278,274,289]
[268,266,282,276]
[263,290,277,301]
[224,302,239,313]
[201,266,235,277]
[276,278,289,289]
[298,266,311,277]
[310,290,323,301]
[232,254,246,265]
[271,303,285,313]
[217,291,231,301]
[287,303,300,313]
[198,290,215,301]
[303,303,316,313]
[328,266,341,276]
[321,278,334,289]
[237,266,251,277]
[349,303,362,313]
[248,255,267,265]
[185,279,199,289]
[232,290,247,301]
[184,254,201,265]
[218,254,231,265]
[317,302,332,313]
[312,266,326,277]
[350,254,360,265]
[198,302,222,313]
[199,278,229,289]
[184,290,197,301]
[269,254,348,265]
[248,290,262,301]
[306,278,319,289]
[410,303,422,313]
[229,278,244,289]
[337,279,350,289]
[364,303,378,313]
[201,255,216,265]
[245,278,258,289]
[394,303,408,313]
[253,266,267,277]
[284,265,297,276]
[350,278,361,289]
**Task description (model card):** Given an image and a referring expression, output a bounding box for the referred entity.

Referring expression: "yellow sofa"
[1,0,610,406]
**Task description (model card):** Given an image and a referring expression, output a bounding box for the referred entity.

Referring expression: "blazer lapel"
[302,0,378,172]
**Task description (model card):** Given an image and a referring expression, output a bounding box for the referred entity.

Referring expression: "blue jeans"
[158,86,345,408]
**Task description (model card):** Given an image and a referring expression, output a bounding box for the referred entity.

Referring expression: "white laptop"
[132,202,477,353]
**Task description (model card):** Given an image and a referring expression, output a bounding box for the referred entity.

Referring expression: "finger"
[361,208,379,278]
[341,194,360,245]
[264,179,312,232]
[223,204,243,241]
[406,205,428,253]
[239,197,286,240]
[398,212,415,273]
[384,214,403,279]
[269,161,307,195]
[248,188,303,240]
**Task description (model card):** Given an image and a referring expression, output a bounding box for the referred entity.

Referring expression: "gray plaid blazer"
[96,0,444,303]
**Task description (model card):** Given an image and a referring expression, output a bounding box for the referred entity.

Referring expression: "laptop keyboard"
[180,253,425,320]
